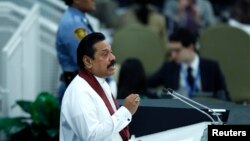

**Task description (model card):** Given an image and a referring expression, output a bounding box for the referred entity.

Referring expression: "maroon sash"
[79,69,130,141]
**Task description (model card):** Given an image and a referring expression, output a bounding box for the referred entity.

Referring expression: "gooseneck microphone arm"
[162,88,223,124]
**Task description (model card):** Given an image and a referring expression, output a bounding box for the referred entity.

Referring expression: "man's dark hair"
[118,58,147,99]
[77,32,106,69]
[169,27,199,48]
[134,0,151,25]
[62,0,73,6]
[231,0,250,24]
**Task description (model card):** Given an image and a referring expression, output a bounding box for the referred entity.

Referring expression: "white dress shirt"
[95,76,117,111]
[229,19,250,36]
[60,75,132,141]
[179,55,201,96]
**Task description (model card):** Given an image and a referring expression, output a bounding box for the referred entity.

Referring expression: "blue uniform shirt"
[56,6,94,72]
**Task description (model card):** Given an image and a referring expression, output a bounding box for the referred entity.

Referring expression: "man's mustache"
[107,60,116,68]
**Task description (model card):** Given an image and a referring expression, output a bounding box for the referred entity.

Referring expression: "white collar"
[94,76,106,85]
[182,54,199,71]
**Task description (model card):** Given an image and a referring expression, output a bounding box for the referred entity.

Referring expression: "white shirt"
[60,75,132,141]
[95,76,117,113]
[229,19,250,36]
[179,55,201,96]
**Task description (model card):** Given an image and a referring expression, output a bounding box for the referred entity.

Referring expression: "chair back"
[112,23,166,76]
[199,24,250,102]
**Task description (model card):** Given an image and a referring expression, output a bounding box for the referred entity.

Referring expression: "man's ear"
[83,55,93,69]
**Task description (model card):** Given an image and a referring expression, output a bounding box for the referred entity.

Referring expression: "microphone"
[162,88,224,125]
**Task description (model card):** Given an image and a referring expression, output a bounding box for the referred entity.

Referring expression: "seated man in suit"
[148,27,231,101]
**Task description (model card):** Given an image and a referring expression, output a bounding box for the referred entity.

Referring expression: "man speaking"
[60,32,140,141]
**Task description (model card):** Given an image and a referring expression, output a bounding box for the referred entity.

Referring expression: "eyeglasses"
[169,48,182,53]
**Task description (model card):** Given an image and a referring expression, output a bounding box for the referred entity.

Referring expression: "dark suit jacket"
[148,58,231,101]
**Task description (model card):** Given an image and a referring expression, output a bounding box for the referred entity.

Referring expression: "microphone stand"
[162,88,224,125]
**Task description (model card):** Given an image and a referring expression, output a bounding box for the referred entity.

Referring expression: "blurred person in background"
[148,27,230,101]
[208,0,235,22]
[228,0,250,35]
[116,0,168,48]
[163,0,216,36]
[117,58,158,99]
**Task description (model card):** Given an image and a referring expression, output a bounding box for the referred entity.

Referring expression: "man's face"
[168,41,183,63]
[168,41,192,63]
[86,40,116,78]
[75,0,96,12]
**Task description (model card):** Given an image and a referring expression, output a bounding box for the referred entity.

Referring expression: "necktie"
[187,66,194,96]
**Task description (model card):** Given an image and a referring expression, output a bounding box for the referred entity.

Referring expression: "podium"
[124,99,229,137]
[118,98,235,137]
[134,122,210,141]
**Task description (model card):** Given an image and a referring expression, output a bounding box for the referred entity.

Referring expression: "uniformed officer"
[56,0,96,103]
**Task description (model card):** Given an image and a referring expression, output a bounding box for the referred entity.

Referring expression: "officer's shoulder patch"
[74,28,87,41]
